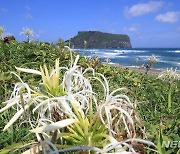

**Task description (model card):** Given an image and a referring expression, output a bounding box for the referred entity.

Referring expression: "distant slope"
[70,31,132,48]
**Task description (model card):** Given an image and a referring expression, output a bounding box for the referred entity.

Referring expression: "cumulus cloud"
[24,13,34,20]
[125,1,163,17]
[155,11,179,23]
[0,8,8,12]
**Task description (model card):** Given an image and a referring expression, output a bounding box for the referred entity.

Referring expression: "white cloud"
[0,8,8,12]
[124,25,139,32]
[155,11,179,23]
[25,6,31,11]
[125,1,163,17]
[24,13,34,20]
[128,27,138,32]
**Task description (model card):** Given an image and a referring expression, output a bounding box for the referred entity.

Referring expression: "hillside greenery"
[70,31,132,48]
[0,39,179,153]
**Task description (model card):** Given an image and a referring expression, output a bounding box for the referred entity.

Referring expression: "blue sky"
[1,0,180,47]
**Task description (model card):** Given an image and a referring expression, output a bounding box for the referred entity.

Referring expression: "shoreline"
[124,66,161,75]
[105,62,162,75]
[79,48,180,72]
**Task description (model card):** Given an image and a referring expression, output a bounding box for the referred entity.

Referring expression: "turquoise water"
[75,48,180,71]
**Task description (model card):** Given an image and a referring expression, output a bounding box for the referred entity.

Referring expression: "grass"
[0,40,179,153]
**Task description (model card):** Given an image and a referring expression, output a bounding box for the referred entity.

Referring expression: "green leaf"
[157,127,166,154]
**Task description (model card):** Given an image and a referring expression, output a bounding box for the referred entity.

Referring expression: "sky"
[1,0,180,48]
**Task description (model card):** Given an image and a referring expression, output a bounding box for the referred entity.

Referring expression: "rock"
[4,36,16,43]
[70,31,132,48]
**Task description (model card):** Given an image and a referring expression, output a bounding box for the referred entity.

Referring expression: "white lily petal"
[97,73,109,100]
[15,66,42,75]
[127,138,156,147]
[3,104,29,131]
[0,101,17,113]
[30,119,77,133]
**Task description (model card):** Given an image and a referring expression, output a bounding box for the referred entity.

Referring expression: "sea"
[74,48,180,71]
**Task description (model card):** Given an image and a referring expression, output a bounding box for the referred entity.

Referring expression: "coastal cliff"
[70,31,132,48]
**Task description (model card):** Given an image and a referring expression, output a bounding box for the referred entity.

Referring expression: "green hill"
[70,31,132,48]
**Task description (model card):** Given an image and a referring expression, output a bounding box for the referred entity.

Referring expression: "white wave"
[86,49,99,52]
[104,52,119,55]
[73,49,79,51]
[138,56,149,58]
[128,65,136,68]
[114,50,147,53]
[95,52,119,58]
[109,62,116,65]
[167,50,180,53]
[175,50,180,53]
[116,56,129,58]
[159,60,180,67]
[159,60,170,64]
[138,55,161,60]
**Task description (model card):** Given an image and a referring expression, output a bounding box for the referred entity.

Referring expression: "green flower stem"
[168,84,173,113]
[145,63,152,74]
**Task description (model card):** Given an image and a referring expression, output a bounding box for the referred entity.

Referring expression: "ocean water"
[75,48,180,71]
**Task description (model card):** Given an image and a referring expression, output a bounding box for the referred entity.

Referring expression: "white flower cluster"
[20,27,34,37]
[158,68,180,83]
[0,26,5,38]
[148,55,159,64]
[0,47,155,153]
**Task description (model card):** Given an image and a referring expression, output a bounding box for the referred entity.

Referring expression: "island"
[70,31,132,48]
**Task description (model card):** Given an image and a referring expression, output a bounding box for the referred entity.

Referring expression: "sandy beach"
[105,62,162,75]
[124,66,162,75]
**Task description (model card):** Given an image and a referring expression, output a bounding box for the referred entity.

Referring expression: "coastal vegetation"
[0,30,179,153]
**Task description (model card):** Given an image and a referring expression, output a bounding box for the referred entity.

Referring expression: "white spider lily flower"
[99,103,135,137]
[0,26,5,39]
[20,27,34,36]
[83,67,95,76]
[1,72,33,131]
[94,71,138,137]
[147,55,158,64]
[20,27,34,42]
[32,96,78,120]
[102,138,155,153]
[158,68,180,83]
[0,48,155,153]
[97,73,110,100]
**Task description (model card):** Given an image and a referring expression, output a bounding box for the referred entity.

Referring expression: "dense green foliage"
[0,40,179,153]
[70,31,132,48]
